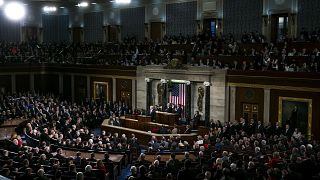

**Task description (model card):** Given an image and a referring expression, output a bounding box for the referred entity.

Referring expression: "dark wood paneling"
[0,75,11,94]
[72,27,82,43]
[90,77,113,102]
[0,64,136,77]
[228,70,320,88]
[150,22,162,41]
[34,74,59,95]
[63,75,71,101]
[270,90,320,140]
[16,74,30,93]
[235,87,264,122]
[116,78,132,105]
[74,76,87,102]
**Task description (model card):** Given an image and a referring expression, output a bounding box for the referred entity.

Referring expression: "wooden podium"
[156,111,179,126]
[137,115,151,123]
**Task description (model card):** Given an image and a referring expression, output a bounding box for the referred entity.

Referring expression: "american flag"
[169,83,186,107]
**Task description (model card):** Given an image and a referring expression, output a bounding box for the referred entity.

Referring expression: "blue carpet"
[118,165,131,180]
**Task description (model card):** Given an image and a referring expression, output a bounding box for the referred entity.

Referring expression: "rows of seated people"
[0,146,115,180]
[1,91,320,179]
[0,92,131,127]
[125,119,320,180]
[0,32,319,72]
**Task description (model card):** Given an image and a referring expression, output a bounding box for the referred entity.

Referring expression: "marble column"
[58,74,63,95]
[112,78,116,102]
[146,78,152,111]
[225,85,230,121]
[161,81,168,111]
[230,86,236,122]
[263,88,270,124]
[204,84,210,127]
[87,76,90,99]
[11,74,16,94]
[132,79,136,109]
[186,82,192,120]
[71,75,75,102]
[30,73,34,92]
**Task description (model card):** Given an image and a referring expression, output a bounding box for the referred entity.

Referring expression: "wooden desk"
[62,149,123,164]
[144,154,196,162]
[0,118,25,127]
[119,117,186,134]
[61,149,124,175]
[156,111,179,126]
[137,115,151,123]
[102,121,197,146]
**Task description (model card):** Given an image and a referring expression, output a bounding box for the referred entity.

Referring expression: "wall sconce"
[145,78,151,82]
[203,81,211,86]
[160,79,167,83]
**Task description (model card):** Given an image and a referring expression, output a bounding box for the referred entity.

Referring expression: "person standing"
[193,111,201,129]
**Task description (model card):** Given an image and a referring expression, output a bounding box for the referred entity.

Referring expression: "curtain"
[0,11,21,42]
[298,0,320,34]
[120,7,145,41]
[166,1,197,36]
[42,15,69,43]
[223,0,263,39]
[84,12,104,43]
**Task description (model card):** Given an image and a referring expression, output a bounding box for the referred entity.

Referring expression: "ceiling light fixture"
[4,1,26,21]
[43,6,57,13]
[115,0,131,4]
[76,2,89,7]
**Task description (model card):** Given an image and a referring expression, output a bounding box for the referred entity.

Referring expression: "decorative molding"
[164,59,187,70]
[228,82,320,93]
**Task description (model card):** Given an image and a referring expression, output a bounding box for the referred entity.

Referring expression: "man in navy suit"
[149,106,156,122]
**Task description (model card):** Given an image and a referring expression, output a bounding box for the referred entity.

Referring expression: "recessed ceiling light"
[115,0,131,4]
[43,6,57,12]
[91,2,97,4]
[76,2,89,7]
[60,6,65,9]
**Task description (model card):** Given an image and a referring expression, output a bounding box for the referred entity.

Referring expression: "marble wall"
[137,65,227,122]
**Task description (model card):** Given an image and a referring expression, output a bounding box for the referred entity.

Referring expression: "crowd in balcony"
[0,92,318,179]
[0,30,319,72]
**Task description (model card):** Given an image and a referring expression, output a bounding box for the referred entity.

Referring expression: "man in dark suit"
[274,122,282,136]
[149,106,156,122]
[239,117,248,133]
[166,103,173,113]
[175,104,183,117]
[177,159,196,180]
[193,111,201,128]
[283,124,293,137]
[256,120,265,134]
[84,165,96,179]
